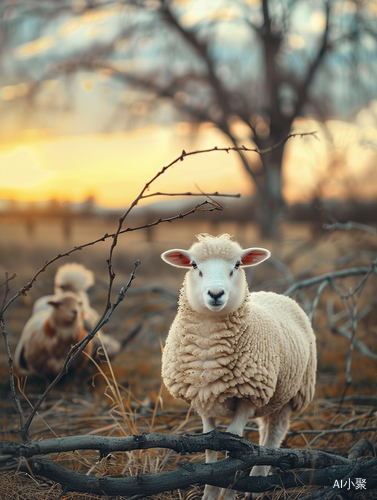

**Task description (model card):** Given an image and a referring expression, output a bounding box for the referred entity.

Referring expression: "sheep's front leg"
[202,416,220,500]
[246,402,292,500]
[219,400,255,500]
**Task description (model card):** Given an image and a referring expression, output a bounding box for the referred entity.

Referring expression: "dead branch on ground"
[1,431,376,496]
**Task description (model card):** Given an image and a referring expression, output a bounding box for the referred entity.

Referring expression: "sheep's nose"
[72,310,78,318]
[208,290,225,301]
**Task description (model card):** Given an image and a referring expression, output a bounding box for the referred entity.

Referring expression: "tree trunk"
[254,135,287,238]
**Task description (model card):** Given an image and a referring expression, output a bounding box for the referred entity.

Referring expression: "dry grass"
[1,347,376,500]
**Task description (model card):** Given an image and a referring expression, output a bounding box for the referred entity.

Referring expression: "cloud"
[0,146,55,187]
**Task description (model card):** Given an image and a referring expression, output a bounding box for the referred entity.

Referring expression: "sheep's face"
[186,258,246,314]
[48,294,83,326]
[161,240,270,315]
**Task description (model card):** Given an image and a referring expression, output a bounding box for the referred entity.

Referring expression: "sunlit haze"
[0,124,252,208]
[1,117,377,209]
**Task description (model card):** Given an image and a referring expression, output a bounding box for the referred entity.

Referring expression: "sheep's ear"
[239,248,270,267]
[161,249,193,268]
[48,300,61,308]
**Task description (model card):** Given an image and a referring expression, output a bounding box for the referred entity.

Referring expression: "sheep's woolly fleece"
[55,263,94,294]
[189,233,245,262]
[162,235,316,419]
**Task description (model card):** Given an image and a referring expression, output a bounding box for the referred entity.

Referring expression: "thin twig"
[0,273,17,291]
[324,221,377,237]
[141,191,241,199]
[0,273,26,439]
[308,279,328,323]
[1,322,26,440]
[327,299,377,361]
[150,132,317,166]
[337,297,358,409]
[283,266,375,296]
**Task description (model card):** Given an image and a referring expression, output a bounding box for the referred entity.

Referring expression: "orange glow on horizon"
[1,120,376,209]
[0,124,253,209]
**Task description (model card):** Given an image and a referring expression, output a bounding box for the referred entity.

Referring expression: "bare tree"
[1,0,376,236]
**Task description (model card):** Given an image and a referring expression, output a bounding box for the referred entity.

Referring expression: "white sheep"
[33,263,121,359]
[161,234,317,500]
[15,292,93,380]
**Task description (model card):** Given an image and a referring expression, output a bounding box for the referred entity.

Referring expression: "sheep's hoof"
[202,485,221,500]
[244,494,260,500]
[220,488,237,500]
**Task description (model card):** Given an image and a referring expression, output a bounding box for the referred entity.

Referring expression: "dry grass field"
[1,212,377,499]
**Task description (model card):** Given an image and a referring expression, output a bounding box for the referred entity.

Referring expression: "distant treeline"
[1,197,376,237]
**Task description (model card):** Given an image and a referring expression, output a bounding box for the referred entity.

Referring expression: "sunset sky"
[0,124,253,208]
[1,1,377,210]
[1,115,377,209]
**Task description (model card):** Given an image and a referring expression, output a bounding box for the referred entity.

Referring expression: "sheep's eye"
[235,261,241,269]
[191,261,202,276]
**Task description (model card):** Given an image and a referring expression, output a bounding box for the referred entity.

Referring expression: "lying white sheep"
[161,234,317,500]
[15,292,93,380]
[33,263,121,359]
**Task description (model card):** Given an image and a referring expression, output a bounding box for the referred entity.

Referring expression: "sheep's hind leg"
[246,402,292,500]
[202,416,220,500]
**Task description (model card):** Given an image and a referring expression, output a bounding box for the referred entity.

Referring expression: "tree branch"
[159,1,233,124]
[294,0,332,116]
